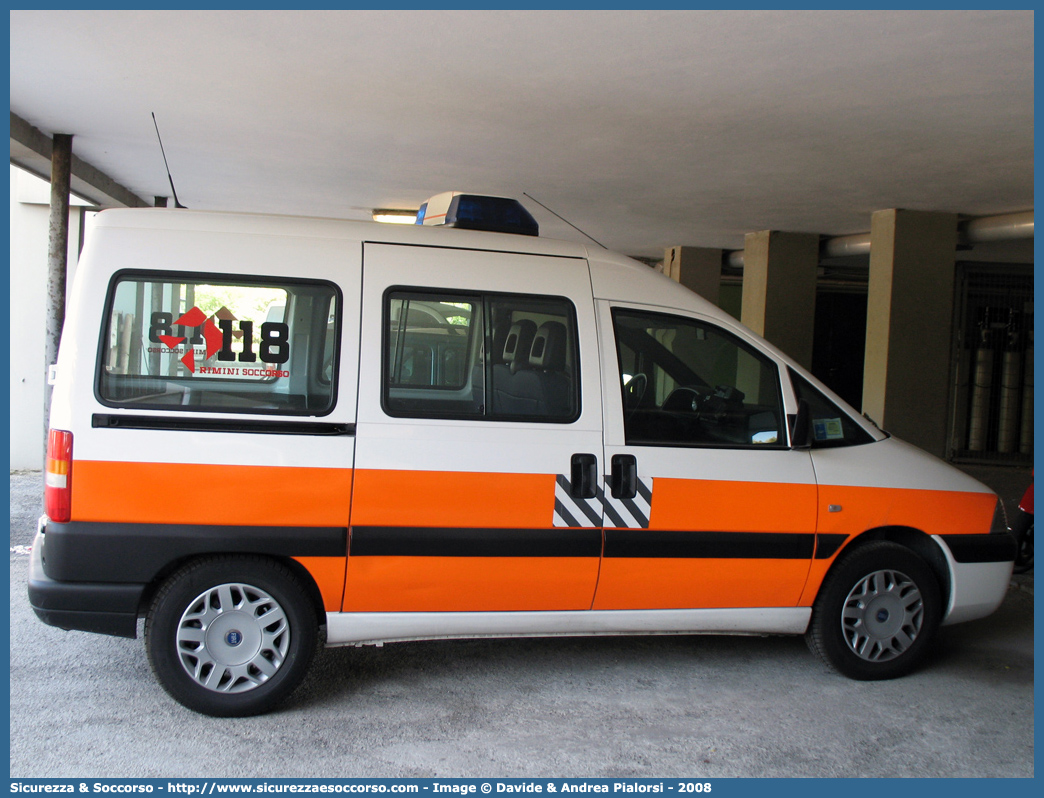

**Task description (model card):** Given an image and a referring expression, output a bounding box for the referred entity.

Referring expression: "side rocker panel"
[325,607,813,646]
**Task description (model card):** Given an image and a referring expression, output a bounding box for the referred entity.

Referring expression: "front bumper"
[27,523,144,639]
[935,533,1016,626]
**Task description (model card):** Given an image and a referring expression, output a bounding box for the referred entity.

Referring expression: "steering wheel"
[663,385,710,415]
[624,373,648,412]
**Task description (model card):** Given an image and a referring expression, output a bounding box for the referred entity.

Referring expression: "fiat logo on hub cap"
[225,630,243,646]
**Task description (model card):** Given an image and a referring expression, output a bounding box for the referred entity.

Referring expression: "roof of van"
[90,207,725,317]
[92,206,585,256]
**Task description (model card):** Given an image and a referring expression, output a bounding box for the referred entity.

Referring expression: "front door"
[345,243,605,612]
[594,302,818,610]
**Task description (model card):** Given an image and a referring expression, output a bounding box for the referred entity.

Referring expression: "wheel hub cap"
[176,583,290,693]
[842,569,924,662]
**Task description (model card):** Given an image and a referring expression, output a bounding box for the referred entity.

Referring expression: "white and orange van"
[29,193,1016,716]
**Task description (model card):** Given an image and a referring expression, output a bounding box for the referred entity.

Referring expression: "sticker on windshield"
[813,418,845,441]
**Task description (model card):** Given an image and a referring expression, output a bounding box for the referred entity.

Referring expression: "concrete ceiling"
[9,9,1035,260]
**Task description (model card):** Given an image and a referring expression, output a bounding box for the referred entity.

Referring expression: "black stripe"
[41,521,348,583]
[814,533,848,560]
[619,496,650,529]
[92,413,354,436]
[556,473,572,493]
[573,487,604,527]
[601,495,629,529]
[553,498,581,529]
[635,477,653,504]
[351,527,814,559]
[350,526,603,558]
[941,533,1017,563]
[605,530,815,559]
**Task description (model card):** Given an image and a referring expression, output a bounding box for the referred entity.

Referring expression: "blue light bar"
[418,192,539,236]
[445,195,538,236]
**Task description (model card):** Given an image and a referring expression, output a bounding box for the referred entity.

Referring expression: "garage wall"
[9,165,94,470]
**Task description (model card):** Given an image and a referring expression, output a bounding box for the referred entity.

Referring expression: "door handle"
[611,454,637,499]
[570,453,598,499]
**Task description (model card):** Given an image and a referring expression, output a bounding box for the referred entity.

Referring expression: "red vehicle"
[1012,476,1033,573]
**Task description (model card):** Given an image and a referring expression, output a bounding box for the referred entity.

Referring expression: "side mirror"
[789,398,812,450]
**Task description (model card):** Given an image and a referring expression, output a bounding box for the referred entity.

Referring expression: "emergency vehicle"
[29,193,1017,716]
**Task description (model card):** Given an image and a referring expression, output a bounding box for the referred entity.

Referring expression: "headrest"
[503,319,537,374]
[490,322,510,366]
[529,321,567,370]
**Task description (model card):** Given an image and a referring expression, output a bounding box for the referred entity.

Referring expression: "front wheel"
[806,541,942,680]
[145,556,317,716]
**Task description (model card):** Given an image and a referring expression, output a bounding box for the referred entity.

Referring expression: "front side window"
[613,309,784,448]
[384,289,579,422]
[98,272,339,415]
[789,369,874,448]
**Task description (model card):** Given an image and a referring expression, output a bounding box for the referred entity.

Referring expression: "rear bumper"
[27,526,143,639]
[934,533,1016,626]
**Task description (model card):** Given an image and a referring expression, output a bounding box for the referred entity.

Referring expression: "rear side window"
[384,289,579,422]
[98,272,340,415]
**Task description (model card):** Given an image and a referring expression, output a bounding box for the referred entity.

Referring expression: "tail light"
[45,429,73,523]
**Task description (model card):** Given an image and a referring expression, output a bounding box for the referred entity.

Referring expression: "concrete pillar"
[739,230,819,369]
[44,133,72,446]
[663,246,722,304]
[862,209,958,457]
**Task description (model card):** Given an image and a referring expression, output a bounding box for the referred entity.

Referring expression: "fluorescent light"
[372,208,418,224]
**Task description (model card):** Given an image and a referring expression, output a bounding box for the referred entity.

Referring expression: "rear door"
[346,243,604,612]
[593,302,818,610]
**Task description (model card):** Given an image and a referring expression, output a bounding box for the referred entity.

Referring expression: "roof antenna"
[151,112,187,208]
[523,192,605,248]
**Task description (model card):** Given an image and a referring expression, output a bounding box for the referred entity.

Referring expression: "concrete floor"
[9,470,1034,778]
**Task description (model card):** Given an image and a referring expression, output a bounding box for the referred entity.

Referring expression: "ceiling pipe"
[821,233,871,259]
[725,210,1033,269]
[961,210,1034,243]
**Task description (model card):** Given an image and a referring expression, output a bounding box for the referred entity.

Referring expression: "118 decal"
[148,307,290,373]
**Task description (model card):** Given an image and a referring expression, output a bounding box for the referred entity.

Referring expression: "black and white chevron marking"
[553,474,603,528]
[601,475,652,529]
[552,475,653,529]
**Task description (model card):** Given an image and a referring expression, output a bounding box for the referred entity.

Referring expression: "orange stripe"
[294,556,347,611]
[72,460,353,527]
[816,485,996,539]
[350,469,554,528]
[593,558,812,610]
[651,478,818,532]
[342,556,600,612]
[798,559,839,608]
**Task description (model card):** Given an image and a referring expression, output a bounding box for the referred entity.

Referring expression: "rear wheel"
[806,541,942,680]
[145,556,317,716]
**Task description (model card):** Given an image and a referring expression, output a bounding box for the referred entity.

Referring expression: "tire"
[145,556,317,717]
[806,541,942,680]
